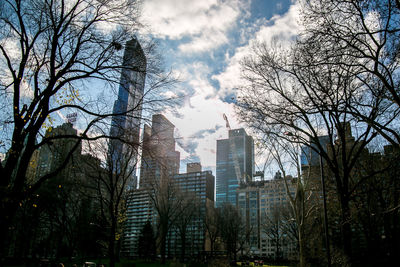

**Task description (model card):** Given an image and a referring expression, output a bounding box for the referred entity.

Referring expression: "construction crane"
[223,113,242,183]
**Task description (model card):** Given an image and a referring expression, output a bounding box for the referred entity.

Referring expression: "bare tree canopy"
[0,0,176,252]
[299,0,400,145]
[84,138,137,267]
[236,0,400,265]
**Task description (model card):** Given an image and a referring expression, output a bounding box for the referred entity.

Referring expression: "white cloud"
[142,0,249,52]
[212,2,301,98]
[164,62,241,171]
[0,38,21,62]
[168,94,237,170]
[143,1,301,174]
[178,30,229,53]
[0,37,34,99]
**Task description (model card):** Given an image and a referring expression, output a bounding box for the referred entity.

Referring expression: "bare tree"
[138,221,156,261]
[238,34,378,263]
[299,0,400,145]
[218,203,245,262]
[148,175,184,264]
[261,204,286,261]
[0,0,175,252]
[204,204,220,259]
[173,191,200,262]
[345,141,400,262]
[84,139,138,267]
[258,135,319,266]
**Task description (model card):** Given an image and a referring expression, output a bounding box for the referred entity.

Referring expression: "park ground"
[3,258,292,267]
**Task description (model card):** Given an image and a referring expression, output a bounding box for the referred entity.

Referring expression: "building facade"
[7,122,101,259]
[258,178,297,260]
[35,122,82,177]
[216,128,254,207]
[121,188,154,258]
[168,163,215,258]
[237,177,297,259]
[139,114,180,188]
[122,114,180,257]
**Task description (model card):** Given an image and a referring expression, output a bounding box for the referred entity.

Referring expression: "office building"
[258,177,297,259]
[35,122,82,177]
[237,183,260,255]
[216,128,254,207]
[9,122,101,259]
[187,162,202,173]
[110,39,147,257]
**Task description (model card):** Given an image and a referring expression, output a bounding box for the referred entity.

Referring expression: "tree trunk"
[160,223,167,265]
[298,225,306,267]
[109,218,116,267]
[233,245,237,262]
[341,200,352,265]
[0,200,19,259]
[210,239,214,259]
[180,230,186,262]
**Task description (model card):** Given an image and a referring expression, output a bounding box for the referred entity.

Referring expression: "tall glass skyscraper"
[109,38,146,175]
[216,128,254,207]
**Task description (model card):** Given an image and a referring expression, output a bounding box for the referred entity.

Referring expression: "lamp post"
[284,131,331,266]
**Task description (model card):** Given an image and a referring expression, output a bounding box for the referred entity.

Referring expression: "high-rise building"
[139,114,180,187]
[109,38,146,184]
[122,114,180,257]
[13,123,101,260]
[168,163,215,258]
[35,122,82,177]
[216,128,254,207]
[121,188,154,258]
[236,177,297,259]
[300,136,329,167]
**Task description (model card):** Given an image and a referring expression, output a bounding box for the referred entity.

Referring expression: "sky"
[139,0,300,175]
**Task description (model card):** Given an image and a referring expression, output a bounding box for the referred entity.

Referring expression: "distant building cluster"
[17,38,300,261]
[102,37,300,259]
[216,128,297,259]
[23,38,380,263]
[121,114,215,258]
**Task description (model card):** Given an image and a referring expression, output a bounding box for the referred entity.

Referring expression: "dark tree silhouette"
[0,0,175,256]
[218,203,245,262]
[138,221,156,261]
[299,0,400,145]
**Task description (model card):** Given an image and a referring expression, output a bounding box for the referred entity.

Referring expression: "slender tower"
[109,38,146,186]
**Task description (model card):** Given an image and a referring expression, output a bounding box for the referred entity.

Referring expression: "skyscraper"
[35,122,82,177]
[216,128,254,207]
[109,38,146,180]
[139,114,180,187]
[169,163,215,258]
[236,177,297,259]
[122,114,180,257]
